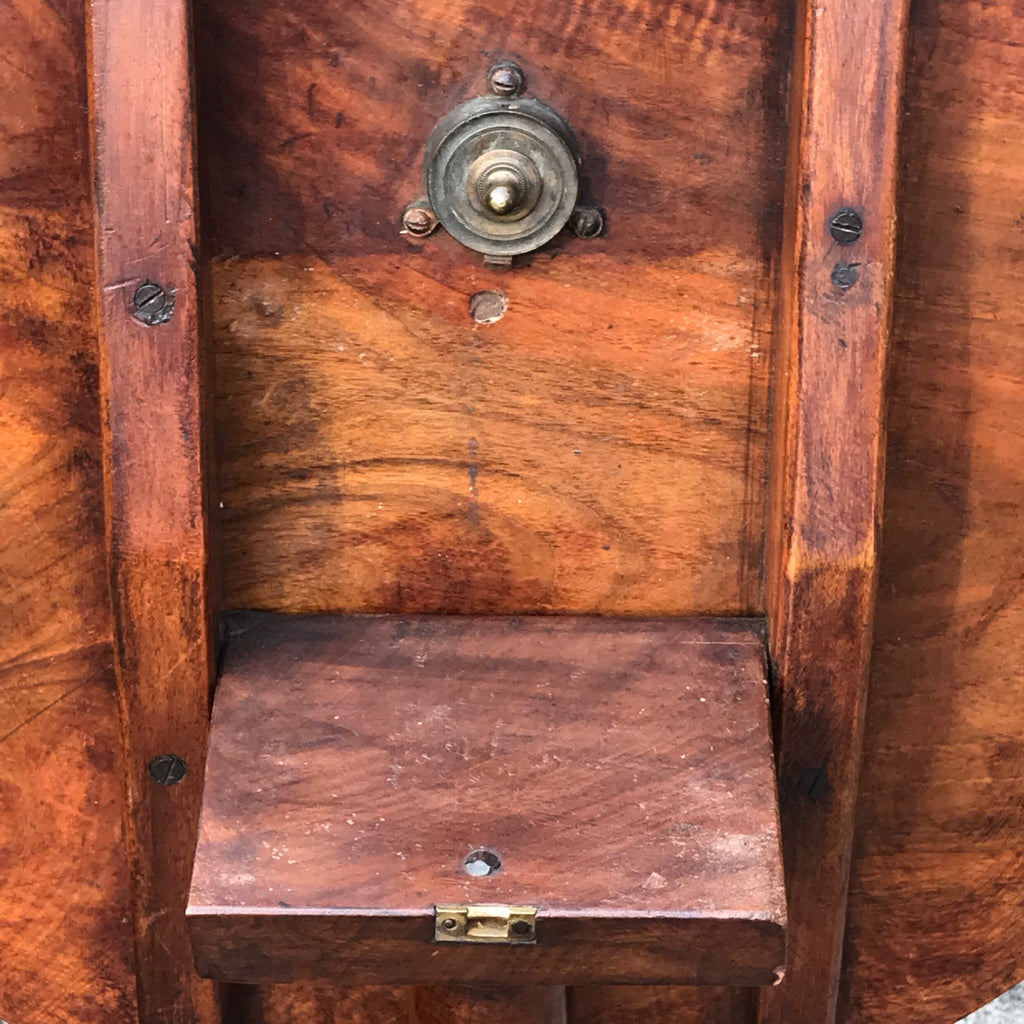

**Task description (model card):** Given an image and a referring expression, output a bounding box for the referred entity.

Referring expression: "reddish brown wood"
[761,1,910,1023]
[195,0,789,618]
[189,614,785,987]
[569,986,755,1024]
[88,0,219,1020]
[225,985,414,1023]
[414,986,566,1024]
[0,0,137,1019]
[838,1,1024,1021]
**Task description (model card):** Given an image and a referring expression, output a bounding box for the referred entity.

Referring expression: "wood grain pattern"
[569,986,755,1024]
[761,1,910,1023]
[0,0,136,1018]
[189,614,785,987]
[223,984,414,1024]
[197,0,790,616]
[414,986,566,1024]
[838,1,1024,1020]
[88,0,219,1020]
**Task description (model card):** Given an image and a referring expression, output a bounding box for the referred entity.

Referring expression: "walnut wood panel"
[197,0,790,616]
[88,0,219,1020]
[414,986,566,1024]
[838,2,1024,1021]
[569,986,755,1024]
[222,985,413,1024]
[189,614,785,987]
[761,2,910,1024]
[0,0,136,1019]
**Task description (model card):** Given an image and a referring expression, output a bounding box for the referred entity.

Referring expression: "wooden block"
[188,614,785,986]
[196,0,788,618]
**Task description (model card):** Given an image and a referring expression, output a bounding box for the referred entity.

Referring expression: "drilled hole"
[463,848,502,877]
[469,290,508,325]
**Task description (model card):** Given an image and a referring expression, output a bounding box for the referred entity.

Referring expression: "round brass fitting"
[424,95,581,258]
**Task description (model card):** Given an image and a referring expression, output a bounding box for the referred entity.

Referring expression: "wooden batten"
[87,0,219,1020]
[762,1,912,1023]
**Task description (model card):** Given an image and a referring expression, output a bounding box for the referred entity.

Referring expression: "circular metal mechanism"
[425,95,581,258]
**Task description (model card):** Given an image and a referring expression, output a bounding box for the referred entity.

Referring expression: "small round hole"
[469,290,508,325]
[510,920,532,936]
[463,848,502,877]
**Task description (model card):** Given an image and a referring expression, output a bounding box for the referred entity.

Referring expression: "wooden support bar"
[87,0,219,1020]
[761,1,912,1023]
[413,986,566,1024]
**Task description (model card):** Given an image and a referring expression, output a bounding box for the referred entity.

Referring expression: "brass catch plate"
[434,904,537,944]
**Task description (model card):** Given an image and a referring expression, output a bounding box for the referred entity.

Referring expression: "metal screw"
[441,918,458,931]
[797,766,831,800]
[132,280,176,326]
[488,62,525,98]
[401,203,438,238]
[829,207,863,245]
[569,205,604,239]
[831,261,861,291]
[148,753,187,786]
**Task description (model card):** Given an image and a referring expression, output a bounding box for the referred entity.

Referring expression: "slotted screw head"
[401,204,438,237]
[569,205,604,239]
[132,280,176,325]
[488,62,525,98]
[148,753,187,786]
[829,208,863,245]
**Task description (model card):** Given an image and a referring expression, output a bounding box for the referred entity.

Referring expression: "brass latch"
[434,904,537,944]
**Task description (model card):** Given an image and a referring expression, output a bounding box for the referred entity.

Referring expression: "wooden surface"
[569,986,755,1024]
[0,0,137,1020]
[189,614,785,986]
[88,0,219,1020]
[414,986,566,1024]
[838,1,1024,1021]
[197,0,789,616]
[761,1,910,1023]
[4,0,1024,1020]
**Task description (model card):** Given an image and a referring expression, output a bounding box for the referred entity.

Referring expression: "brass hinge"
[433,904,537,944]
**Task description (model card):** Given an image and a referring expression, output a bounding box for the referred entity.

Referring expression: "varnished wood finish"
[9,0,1024,1018]
[839,2,1024,1021]
[0,0,137,1019]
[197,0,789,617]
[88,0,218,1020]
[762,2,910,1024]
[569,986,755,1024]
[223,985,414,1024]
[414,986,566,1024]
[189,614,785,986]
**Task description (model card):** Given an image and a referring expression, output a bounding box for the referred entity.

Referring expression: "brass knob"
[486,181,519,216]
[420,72,583,260]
